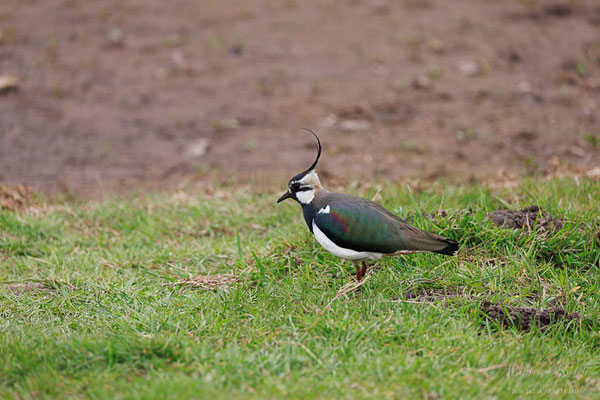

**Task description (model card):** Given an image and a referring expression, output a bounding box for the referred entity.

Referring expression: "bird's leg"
[360,261,368,280]
[352,261,364,294]
[354,260,368,284]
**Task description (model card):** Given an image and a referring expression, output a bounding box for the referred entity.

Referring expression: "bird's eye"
[290,183,300,191]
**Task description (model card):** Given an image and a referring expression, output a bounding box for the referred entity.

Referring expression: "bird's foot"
[353,261,370,293]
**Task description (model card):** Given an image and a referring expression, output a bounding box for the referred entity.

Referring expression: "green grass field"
[1,178,599,399]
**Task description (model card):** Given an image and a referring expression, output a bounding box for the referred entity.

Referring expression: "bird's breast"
[311,219,382,261]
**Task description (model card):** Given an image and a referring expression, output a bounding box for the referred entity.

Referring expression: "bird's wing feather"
[313,196,453,254]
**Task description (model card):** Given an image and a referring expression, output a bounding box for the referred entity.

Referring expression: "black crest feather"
[301,128,321,172]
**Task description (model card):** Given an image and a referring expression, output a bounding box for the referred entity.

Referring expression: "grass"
[1,178,600,399]
[583,133,600,149]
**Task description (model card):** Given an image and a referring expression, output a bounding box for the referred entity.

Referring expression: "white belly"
[312,220,383,261]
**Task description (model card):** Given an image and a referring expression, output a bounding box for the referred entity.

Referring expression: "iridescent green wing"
[313,199,407,253]
[314,195,455,254]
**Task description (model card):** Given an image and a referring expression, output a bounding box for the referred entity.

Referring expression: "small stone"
[516,81,532,94]
[457,60,479,76]
[428,38,444,52]
[219,118,240,130]
[171,50,187,68]
[321,114,337,128]
[0,75,19,94]
[184,138,210,158]
[340,119,371,132]
[107,28,124,46]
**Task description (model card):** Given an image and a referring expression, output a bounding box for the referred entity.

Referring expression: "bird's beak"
[277,191,292,203]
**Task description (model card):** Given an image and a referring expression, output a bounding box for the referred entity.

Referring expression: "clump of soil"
[480,301,582,332]
[0,185,38,212]
[172,274,238,290]
[397,289,592,331]
[487,206,563,232]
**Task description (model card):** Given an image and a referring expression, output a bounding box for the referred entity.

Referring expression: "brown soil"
[1,1,600,197]
[487,205,563,232]
[480,300,585,332]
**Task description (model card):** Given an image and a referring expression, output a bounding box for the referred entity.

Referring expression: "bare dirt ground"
[1,0,599,197]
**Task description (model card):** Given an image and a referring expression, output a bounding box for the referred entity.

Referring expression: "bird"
[277,129,459,284]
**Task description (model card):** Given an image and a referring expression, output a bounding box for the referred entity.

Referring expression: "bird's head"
[277,129,324,205]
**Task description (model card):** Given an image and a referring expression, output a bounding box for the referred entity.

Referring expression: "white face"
[295,189,315,204]
[288,170,321,205]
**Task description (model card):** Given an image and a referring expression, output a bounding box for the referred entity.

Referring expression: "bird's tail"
[433,238,459,256]
[397,228,460,256]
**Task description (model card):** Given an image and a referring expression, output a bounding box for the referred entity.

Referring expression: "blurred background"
[1,0,599,197]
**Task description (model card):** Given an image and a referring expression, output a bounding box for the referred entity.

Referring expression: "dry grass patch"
[0,184,38,212]
[173,274,239,290]
[2,282,53,294]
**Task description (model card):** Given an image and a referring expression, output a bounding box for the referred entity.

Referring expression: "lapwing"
[277,129,459,284]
